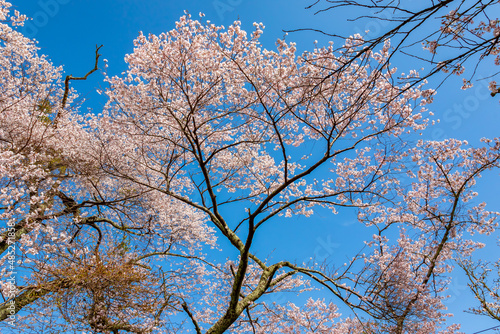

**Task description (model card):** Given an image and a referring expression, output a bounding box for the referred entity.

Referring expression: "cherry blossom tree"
[0,1,500,333]
[298,0,500,93]
[458,251,500,322]
[0,2,189,332]
[300,0,500,326]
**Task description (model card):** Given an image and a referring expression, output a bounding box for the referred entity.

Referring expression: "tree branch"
[60,44,103,111]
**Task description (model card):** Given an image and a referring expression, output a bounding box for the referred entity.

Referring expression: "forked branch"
[60,44,103,110]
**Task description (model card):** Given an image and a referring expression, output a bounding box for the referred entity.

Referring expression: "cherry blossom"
[0,2,499,333]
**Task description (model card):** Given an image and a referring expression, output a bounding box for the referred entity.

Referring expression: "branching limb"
[182,302,202,334]
[60,44,103,110]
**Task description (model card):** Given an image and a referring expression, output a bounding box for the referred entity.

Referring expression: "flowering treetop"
[0,2,499,333]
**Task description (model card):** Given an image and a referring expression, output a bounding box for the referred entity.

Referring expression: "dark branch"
[60,44,103,111]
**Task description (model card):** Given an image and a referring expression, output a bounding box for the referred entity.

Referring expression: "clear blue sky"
[12,1,500,333]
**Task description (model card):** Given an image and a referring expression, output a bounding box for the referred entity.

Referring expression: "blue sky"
[11,0,500,332]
